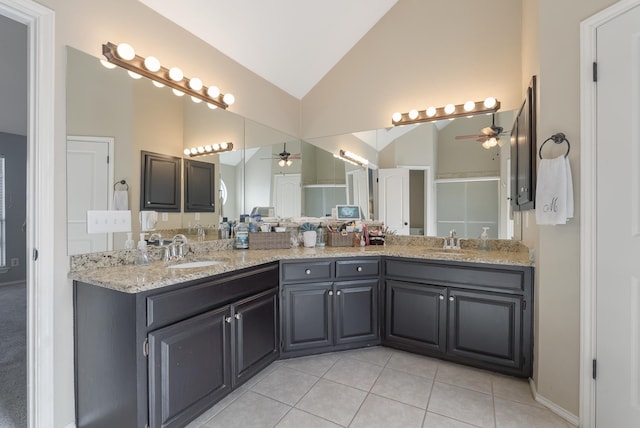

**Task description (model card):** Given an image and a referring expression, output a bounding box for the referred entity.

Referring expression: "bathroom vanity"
[72,246,533,428]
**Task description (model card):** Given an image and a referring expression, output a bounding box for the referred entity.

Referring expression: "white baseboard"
[529,378,580,427]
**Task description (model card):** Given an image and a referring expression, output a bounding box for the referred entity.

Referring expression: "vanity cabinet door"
[447,289,523,373]
[383,280,447,354]
[184,159,215,212]
[148,305,231,428]
[141,151,181,212]
[334,279,379,345]
[232,288,279,388]
[282,282,333,352]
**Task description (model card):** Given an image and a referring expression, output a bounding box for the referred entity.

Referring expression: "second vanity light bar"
[102,42,235,110]
[335,149,369,167]
[184,142,234,157]
[391,97,500,126]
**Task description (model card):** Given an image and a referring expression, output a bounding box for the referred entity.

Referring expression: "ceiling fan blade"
[455,134,486,140]
[480,127,496,135]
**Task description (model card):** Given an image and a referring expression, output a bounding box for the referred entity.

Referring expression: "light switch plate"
[195,213,200,220]
[87,210,132,234]
[162,212,169,221]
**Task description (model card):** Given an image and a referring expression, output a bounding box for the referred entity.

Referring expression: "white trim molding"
[0,1,56,427]
[580,1,640,427]
[529,378,580,427]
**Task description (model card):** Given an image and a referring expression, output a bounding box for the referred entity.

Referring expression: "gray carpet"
[0,282,27,428]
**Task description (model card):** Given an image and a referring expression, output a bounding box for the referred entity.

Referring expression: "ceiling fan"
[261,143,302,166]
[455,114,509,149]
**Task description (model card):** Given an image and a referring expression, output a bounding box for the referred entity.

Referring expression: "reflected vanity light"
[183,142,234,157]
[335,150,369,167]
[391,97,500,126]
[102,41,235,109]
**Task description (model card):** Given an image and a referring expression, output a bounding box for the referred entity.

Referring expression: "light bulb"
[488,137,498,147]
[190,148,198,155]
[189,77,203,91]
[426,106,437,117]
[116,43,135,60]
[408,109,419,120]
[172,89,184,97]
[220,142,228,150]
[183,148,191,156]
[212,143,220,151]
[482,141,491,149]
[444,104,456,115]
[127,70,142,79]
[484,97,497,109]
[278,159,285,167]
[464,101,475,112]
[152,80,165,88]
[205,145,213,152]
[143,56,161,72]
[207,103,217,110]
[100,59,116,69]
[191,96,202,103]
[223,93,235,105]
[197,146,205,153]
[286,159,293,166]
[207,86,220,98]
[168,67,183,81]
[392,112,402,123]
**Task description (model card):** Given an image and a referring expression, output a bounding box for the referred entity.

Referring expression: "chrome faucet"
[148,233,163,245]
[171,234,188,259]
[443,229,461,250]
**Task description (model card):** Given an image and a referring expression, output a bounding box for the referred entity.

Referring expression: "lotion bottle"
[124,232,135,250]
[479,227,490,251]
[134,233,150,265]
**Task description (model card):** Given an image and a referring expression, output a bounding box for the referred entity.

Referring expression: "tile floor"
[186,347,575,428]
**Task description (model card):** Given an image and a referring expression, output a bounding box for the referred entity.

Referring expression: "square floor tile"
[427,382,494,428]
[322,357,383,391]
[279,353,339,377]
[203,391,290,428]
[251,366,319,405]
[349,394,425,428]
[386,351,439,379]
[435,362,492,394]
[423,411,481,427]
[296,379,367,426]
[491,374,542,408]
[494,397,572,428]
[371,367,433,409]
[274,408,343,428]
[336,346,395,366]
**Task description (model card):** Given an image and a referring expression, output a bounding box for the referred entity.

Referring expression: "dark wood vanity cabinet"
[280,258,380,357]
[74,263,279,428]
[382,258,533,377]
[140,151,182,212]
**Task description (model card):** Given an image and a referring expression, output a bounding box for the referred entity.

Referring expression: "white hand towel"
[535,155,573,225]
[113,190,129,210]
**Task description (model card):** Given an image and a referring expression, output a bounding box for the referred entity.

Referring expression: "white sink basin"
[167,260,225,269]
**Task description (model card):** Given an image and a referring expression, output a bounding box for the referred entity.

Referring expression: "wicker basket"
[326,232,355,247]
[248,232,291,250]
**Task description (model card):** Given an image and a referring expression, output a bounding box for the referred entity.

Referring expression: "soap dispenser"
[479,227,490,251]
[124,232,135,250]
[134,233,150,265]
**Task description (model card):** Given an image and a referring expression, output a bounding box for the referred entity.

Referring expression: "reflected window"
[0,156,5,267]
[220,178,228,206]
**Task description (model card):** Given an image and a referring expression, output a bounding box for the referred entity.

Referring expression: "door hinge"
[593,62,598,82]
[592,359,597,379]
[143,338,149,357]
[107,155,110,164]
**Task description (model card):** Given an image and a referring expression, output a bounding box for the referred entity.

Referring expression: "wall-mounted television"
[335,205,361,221]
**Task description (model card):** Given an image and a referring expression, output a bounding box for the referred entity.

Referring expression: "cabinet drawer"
[281,261,332,283]
[336,259,379,279]
[147,263,278,330]
[385,259,525,293]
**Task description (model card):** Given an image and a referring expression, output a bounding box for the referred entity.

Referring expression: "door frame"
[580,1,640,426]
[397,165,435,236]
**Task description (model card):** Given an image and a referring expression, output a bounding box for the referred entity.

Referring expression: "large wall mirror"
[66,46,519,256]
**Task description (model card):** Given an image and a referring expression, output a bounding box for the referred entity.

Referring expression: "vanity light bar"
[335,150,369,167]
[102,42,234,109]
[391,97,500,126]
[184,142,234,157]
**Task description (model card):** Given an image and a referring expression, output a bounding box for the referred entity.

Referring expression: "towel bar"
[114,179,129,190]
[539,133,570,159]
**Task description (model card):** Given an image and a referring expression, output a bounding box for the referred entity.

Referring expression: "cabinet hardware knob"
[225,316,232,323]
[357,266,363,272]
[439,295,444,300]
[328,290,334,296]
[336,290,341,296]
[449,296,455,302]
[234,313,241,320]
[305,269,311,275]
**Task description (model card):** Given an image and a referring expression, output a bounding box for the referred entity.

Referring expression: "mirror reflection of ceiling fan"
[455,113,509,149]
[260,143,302,167]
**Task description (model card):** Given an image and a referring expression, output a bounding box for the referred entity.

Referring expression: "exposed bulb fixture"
[102,42,235,109]
[391,98,501,126]
[100,59,116,69]
[152,80,165,88]
[127,70,142,79]
[172,88,184,97]
[184,142,234,157]
[336,149,369,167]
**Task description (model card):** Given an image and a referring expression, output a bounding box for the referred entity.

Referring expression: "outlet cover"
[10,258,19,267]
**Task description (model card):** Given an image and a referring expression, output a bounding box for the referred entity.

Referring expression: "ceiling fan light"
[408,109,419,120]
[286,159,293,166]
[278,159,286,167]
[464,101,475,112]
[444,104,456,115]
[482,140,491,149]
[488,137,498,147]
[484,97,497,109]
[426,106,437,117]
[392,112,402,123]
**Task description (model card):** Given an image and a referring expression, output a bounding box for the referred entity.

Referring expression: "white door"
[596,5,640,425]
[273,173,301,219]
[347,168,369,220]
[378,168,410,235]
[66,137,113,255]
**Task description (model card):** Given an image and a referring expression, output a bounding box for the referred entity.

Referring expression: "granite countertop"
[68,244,533,294]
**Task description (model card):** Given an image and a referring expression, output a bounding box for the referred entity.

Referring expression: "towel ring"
[539,133,570,159]
[114,179,129,191]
